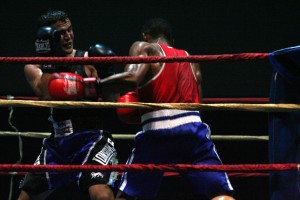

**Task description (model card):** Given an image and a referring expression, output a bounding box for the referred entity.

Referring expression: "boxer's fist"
[116,91,140,124]
[35,26,61,56]
[88,43,116,79]
[48,72,101,100]
[48,72,84,100]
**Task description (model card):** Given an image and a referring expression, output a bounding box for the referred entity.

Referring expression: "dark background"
[0,0,299,199]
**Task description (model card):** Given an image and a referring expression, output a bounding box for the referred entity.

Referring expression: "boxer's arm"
[24,26,61,100]
[24,64,52,100]
[83,51,99,78]
[99,41,154,93]
[84,64,98,78]
[191,62,202,103]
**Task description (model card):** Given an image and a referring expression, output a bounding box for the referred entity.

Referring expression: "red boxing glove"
[48,72,85,100]
[116,91,140,124]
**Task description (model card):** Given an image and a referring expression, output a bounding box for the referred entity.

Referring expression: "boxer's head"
[37,10,74,56]
[141,18,174,46]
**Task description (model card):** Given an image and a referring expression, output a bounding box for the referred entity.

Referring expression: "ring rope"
[0,131,269,141]
[0,53,268,65]
[0,171,269,178]
[0,99,299,112]
[0,96,270,103]
[0,163,296,173]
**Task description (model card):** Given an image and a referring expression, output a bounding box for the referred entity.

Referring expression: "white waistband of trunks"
[52,119,74,138]
[141,109,201,131]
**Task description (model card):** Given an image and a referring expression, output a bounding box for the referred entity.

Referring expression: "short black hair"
[37,10,69,27]
[141,18,173,44]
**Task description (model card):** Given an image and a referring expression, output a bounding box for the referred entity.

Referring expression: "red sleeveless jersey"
[137,43,200,104]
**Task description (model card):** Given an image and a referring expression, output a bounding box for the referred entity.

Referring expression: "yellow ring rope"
[0,131,268,141]
[0,99,299,112]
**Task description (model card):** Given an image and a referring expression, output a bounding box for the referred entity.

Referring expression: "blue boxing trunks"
[118,109,233,199]
[19,123,118,195]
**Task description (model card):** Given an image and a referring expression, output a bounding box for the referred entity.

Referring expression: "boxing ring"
[0,53,298,199]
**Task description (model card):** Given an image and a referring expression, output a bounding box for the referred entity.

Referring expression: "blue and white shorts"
[118,109,234,199]
[19,123,118,195]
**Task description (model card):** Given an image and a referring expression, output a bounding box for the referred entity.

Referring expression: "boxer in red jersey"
[100,18,235,200]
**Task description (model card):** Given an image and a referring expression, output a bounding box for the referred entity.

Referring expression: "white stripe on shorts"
[141,109,201,131]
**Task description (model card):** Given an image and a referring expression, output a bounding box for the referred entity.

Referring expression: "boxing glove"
[48,72,101,100]
[35,26,61,56]
[48,72,85,100]
[116,91,140,124]
[88,43,116,79]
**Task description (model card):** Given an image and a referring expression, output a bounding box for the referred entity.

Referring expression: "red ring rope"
[0,54,270,103]
[0,53,269,64]
[0,171,268,178]
[0,163,296,173]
